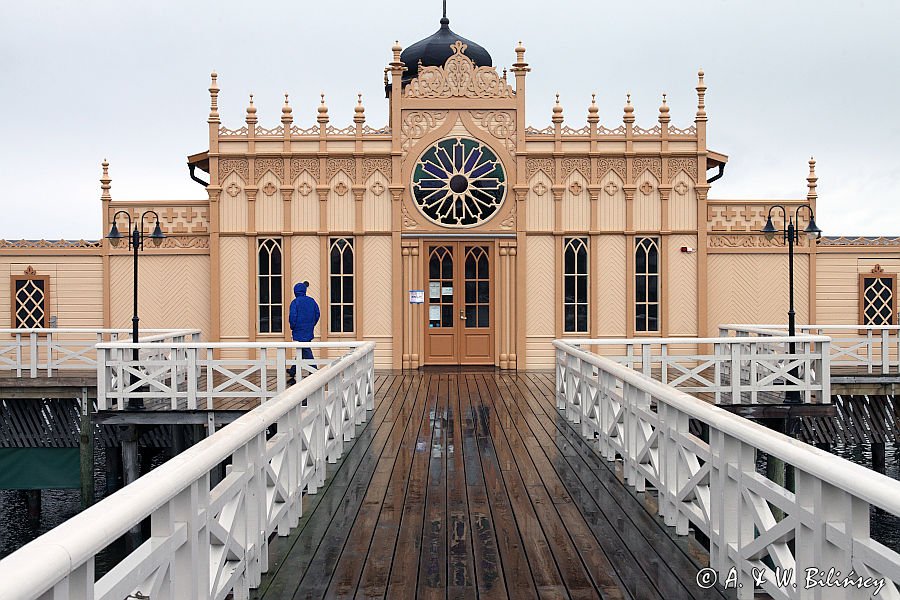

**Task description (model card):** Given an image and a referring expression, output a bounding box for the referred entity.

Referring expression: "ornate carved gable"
[405,41,514,99]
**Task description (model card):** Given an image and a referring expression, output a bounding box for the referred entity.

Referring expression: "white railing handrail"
[722,323,900,332]
[0,328,199,336]
[564,334,832,345]
[554,338,900,513]
[0,340,376,600]
[97,340,366,350]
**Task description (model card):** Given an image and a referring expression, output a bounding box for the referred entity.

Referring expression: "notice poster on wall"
[409,290,424,304]
[429,305,440,321]
[429,281,441,299]
[441,286,453,296]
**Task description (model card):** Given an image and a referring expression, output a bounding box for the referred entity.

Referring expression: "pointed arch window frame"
[11,271,50,331]
[859,272,897,326]
[257,238,284,334]
[563,237,589,334]
[329,237,356,334]
[635,237,660,333]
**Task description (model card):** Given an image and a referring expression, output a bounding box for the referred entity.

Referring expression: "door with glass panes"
[423,241,494,365]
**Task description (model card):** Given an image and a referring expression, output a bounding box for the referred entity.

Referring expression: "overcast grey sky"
[2,0,898,239]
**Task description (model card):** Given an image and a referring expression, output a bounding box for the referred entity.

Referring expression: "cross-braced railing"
[723,324,900,376]
[0,341,376,600]
[555,339,900,600]
[563,331,831,404]
[96,341,374,411]
[0,328,201,378]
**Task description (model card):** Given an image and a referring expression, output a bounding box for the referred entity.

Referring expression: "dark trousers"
[288,345,316,378]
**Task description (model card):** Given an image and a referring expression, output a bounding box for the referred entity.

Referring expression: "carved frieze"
[255,157,284,183]
[498,203,516,230]
[595,157,626,180]
[525,158,554,181]
[667,157,698,182]
[471,111,516,154]
[633,157,662,181]
[113,205,210,235]
[401,204,419,229]
[400,111,448,152]
[362,157,392,181]
[708,235,788,249]
[218,158,249,185]
[561,157,589,181]
[405,41,514,99]
[290,157,319,182]
[0,239,102,249]
[326,158,356,182]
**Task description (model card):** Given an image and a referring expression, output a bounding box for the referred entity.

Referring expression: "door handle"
[459,310,466,320]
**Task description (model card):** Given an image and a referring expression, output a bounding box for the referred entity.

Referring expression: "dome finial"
[441,0,449,26]
[317,93,329,124]
[354,93,366,124]
[587,93,599,124]
[623,93,635,124]
[246,93,257,125]
[552,93,564,124]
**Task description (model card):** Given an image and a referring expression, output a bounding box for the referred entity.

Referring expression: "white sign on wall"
[409,290,424,304]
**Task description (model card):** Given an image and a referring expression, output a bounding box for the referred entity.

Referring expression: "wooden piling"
[79,387,94,509]
[872,441,886,474]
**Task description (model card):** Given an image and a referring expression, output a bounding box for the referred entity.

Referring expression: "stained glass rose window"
[411,137,506,227]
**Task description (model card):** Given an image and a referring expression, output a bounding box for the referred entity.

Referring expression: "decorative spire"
[587,93,599,124]
[245,94,257,125]
[208,71,219,123]
[100,159,111,201]
[696,69,707,121]
[658,93,670,123]
[354,93,366,124]
[281,93,293,124]
[502,67,508,82]
[807,156,817,202]
[391,40,402,64]
[512,41,528,73]
[623,93,635,123]
[552,93,564,124]
[441,0,449,26]
[317,93,329,124]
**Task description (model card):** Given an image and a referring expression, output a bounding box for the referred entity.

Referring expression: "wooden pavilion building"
[1,13,898,370]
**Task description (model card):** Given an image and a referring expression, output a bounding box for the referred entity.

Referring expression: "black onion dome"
[400,16,492,85]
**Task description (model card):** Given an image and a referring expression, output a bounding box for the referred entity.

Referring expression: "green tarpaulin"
[0,448,80,489]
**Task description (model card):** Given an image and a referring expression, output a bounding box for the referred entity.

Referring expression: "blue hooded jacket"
[288,282,320,342]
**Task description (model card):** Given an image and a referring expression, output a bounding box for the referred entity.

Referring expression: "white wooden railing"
[564,332,831,404]
[555,339,900,600]
[0,328,200,378]
[97,340,373,410]
[0,341,376,600]
[723,324,900,376]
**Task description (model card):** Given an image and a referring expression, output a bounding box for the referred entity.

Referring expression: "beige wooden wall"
[707,253,809,327]
[0,255,103,329]
[816,250,900,324]
[109,254,210,337]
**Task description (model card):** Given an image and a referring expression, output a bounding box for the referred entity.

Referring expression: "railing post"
[259,347,268,405]
[46,330,54,377]
[556,347,566,410]
[641,343,651,378]
[709,429,754,598]
[15,333,22,377]
[30,332,37,378]
[187,346,198,410]
[97,346,108,411]
[729,341,740,404]
[276,347,287,394]
[367,349,375,411]
[883,328,891,375]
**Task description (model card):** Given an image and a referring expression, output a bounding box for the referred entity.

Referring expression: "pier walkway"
[256,371,719,600]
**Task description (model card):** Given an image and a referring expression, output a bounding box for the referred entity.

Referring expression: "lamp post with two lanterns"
[761,204,822,402]
[106,210,166,409]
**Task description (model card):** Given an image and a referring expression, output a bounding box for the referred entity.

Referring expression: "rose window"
[411,137,506,227]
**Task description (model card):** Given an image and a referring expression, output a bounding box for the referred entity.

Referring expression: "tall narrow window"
[258,238,283,334]
[563,237,589,333]
[635,237,660,333]
[329,238,355,333]
[860,270,896,325]
[12,268,49,329]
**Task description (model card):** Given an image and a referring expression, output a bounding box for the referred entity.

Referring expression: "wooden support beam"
[79,387,94,509]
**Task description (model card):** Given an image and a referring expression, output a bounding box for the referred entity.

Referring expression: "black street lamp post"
[761,204,822,404]
[106,210,166,409]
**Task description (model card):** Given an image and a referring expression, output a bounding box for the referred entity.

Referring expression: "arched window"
[257,238,283,334]
[329,238,355,333]
[860,272,896,325]
[12,268,49,329]
[635,237,660,333]
[563,238,588,333]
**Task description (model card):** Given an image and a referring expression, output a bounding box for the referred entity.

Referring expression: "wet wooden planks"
[255,372,724,600]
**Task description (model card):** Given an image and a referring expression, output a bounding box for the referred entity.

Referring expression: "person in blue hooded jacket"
[287,281,320,381]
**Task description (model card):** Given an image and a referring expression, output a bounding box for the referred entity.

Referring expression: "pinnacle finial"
[658,93,670,123]
[552,93,564,124]
[100,159,112,201]
[807,156,817,202]
[587,93,600,124]
[623,93,635,123]
[354,93,366,123]
[696,68,707,121]
[317,92,329,124]
[208,71,220,122]
[246,93,257,124]
[441,0,448,24]
[281,93,293,124]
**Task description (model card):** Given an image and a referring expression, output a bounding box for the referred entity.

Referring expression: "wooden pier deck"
[254,371,724,600]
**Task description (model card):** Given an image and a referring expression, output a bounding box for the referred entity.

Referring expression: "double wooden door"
[423,241,494,365]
